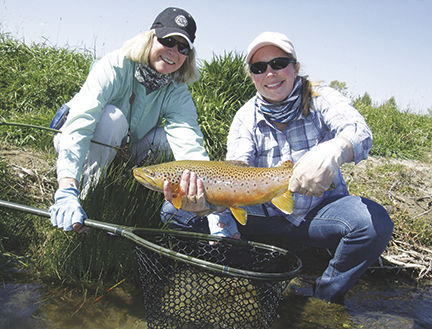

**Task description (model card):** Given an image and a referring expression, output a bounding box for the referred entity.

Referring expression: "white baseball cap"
[246,32,297,64]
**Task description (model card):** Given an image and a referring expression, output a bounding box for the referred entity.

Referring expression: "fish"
[132,160,294,225]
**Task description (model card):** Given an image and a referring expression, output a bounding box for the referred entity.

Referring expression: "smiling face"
[149,36,188,75]
[249,45,299,103]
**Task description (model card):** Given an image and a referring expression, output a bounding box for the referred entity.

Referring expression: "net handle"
[0,199,302,281]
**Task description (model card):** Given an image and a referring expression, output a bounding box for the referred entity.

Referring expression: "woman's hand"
[163,169,225,216]
[289,137,353,197]
[50,177,89,234]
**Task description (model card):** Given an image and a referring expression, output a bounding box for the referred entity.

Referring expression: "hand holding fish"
[289,137,353,197]
[163,169,226,216]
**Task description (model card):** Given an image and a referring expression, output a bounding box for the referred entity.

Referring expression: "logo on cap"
[175,15,188,27]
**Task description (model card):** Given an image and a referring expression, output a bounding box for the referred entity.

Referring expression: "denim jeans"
[160,201,210,234]
[160,195,394,302]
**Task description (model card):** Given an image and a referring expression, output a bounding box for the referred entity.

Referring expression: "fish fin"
[271,190,294,214]
[171,185,183,209]
[172,195,182,209]
[280,160,294,169]
[229,207,248,225]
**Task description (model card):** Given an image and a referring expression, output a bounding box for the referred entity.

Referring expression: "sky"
[1,0,431,114]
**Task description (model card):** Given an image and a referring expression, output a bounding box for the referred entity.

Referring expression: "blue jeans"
[160,201,210,234]
[160,195,394,302]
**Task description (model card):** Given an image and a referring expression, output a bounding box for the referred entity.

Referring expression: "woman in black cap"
[49,7,211,233]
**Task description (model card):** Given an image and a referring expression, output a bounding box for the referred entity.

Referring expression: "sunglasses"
[249,57,296,74]
[157,37,191,56]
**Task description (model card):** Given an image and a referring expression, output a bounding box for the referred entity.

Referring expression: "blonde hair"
[121,30,199,83]
[301,76,321,116]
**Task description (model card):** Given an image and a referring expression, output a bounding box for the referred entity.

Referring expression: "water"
[1,274,431,329]
[345,279,432,329]
[0,280,147,329]
[278,275,432,328]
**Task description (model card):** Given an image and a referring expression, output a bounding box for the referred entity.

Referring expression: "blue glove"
[49,187,87,231]
[207,212,240,239]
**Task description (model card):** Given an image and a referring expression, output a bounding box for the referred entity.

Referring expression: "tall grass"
[191,52,256,159]
[0,33,93,149]
[1,34,432,284]
[30,159,165,284]
[354,98,432,159]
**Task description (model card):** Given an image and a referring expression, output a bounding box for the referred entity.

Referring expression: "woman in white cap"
[49,7,211,233]
[219,31,394,303]
[167,31,393,303]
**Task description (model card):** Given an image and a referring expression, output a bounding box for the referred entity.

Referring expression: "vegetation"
[192,52,256,160]
[0,33,93,151]
[1,34,431,286]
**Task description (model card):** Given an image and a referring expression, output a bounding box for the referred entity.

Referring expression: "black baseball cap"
[151,7,197,49]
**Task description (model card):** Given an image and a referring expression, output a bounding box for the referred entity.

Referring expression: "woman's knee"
[94,105,129,146]
[132,127,173,163]
[343,197,393,251]
[363,198,394,241]
[318,196,393,243]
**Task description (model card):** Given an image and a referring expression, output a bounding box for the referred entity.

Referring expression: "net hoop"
[130,227,302,281]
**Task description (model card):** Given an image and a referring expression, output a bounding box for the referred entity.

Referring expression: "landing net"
[134,229,301,329]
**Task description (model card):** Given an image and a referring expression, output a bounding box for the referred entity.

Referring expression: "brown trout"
[132,160,294,225]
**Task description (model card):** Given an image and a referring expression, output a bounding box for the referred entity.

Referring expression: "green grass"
[1,34,431,284]
[191,52,256,159]
[0,33,93,150]
[354,98,432,160]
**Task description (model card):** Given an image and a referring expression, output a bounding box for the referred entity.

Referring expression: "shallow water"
[346,279,432,329]
[1,274,431,329]
[278,275,432,329]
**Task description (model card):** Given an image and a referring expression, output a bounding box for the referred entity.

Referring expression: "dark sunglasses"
[249,57,296,74]
[157,37,191,56]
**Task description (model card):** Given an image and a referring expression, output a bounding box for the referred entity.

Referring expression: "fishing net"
[0,199,301,328]
[134,229,302,329]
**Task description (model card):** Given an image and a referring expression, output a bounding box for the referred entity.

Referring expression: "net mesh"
[135,230,301,329]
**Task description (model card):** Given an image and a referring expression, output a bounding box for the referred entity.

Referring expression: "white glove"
[49,187,87,231]
[207,212,240,239]
[289,137,353,197]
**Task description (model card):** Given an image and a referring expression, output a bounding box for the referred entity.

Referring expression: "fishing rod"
[0,120,121,151]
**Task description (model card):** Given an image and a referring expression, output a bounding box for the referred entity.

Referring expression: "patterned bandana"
[256,76,303,123]
[134,64,173,95]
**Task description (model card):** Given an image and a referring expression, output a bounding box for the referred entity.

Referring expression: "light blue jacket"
[56,49,208,181]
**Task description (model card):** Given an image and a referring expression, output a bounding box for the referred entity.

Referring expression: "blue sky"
[1,0,431,114]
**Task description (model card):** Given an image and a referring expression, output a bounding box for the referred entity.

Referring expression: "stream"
[1,272,431,329]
